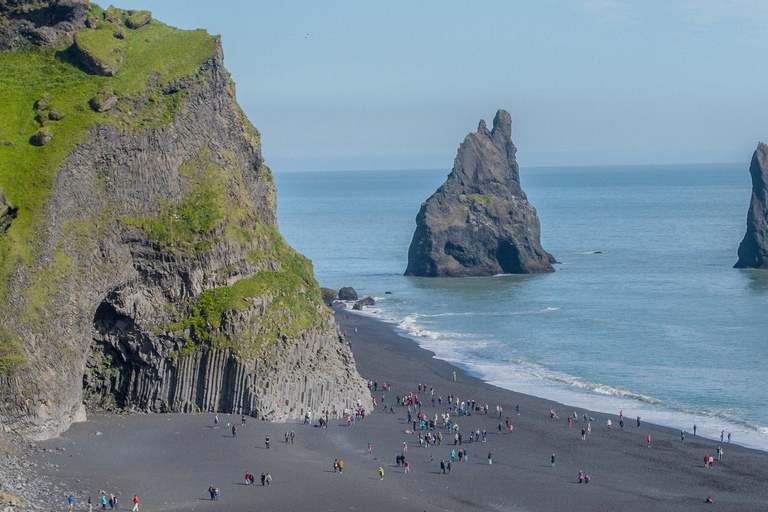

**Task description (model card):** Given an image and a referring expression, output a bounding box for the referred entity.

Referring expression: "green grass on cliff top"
[0,4,219,372]
[0,5,217,284]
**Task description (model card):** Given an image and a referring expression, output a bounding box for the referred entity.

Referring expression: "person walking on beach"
[232,424,237,437]
[619,418,624,430]
[367,442,372,455]
[265,436,270,449]
[404,460,410,474]
[453,371,457,382]
[637,416,641,428]
[607,418,611,430]
[717,446,723,460]
[728,432,732,443]
[290,430,295,443]
[681,430,685,441]
[132,495,139,511]
[488,451,493,465]
[338,460,344,474]
[704,454,709,469]
[214,414,219,426]
[551,453,556,467]
[378,467,385,480]
[266,473,272,487]
[693,424,697,436]
[88,496,93,512]
[68,494,74,511]
[581,428,586,441]
[516,404,520,415]
[100,495,107,510]
[720,430,724,442]
[647,434,651,448]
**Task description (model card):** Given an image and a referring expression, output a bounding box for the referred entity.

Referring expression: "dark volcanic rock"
[405,110,556,277]
[735,143,768,269]
[338,287,358,301]
[0,0,89,51]
[353,297,374,310]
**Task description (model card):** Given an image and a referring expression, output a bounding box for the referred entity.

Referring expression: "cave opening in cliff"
[496,240,522,274]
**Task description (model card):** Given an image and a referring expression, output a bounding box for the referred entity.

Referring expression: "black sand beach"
[30,309,768,511]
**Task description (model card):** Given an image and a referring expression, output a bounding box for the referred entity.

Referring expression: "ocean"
[274,164,768,451]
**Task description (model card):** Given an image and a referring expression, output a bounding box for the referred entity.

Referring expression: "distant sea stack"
[405,110,556,277]
[735,142,768,269]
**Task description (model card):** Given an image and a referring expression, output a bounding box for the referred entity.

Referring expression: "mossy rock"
[320,287,337,305]
[34,94,51,111]
[125,11,151,29]
[47,105,66,121]
[29,127,52,146]
[104,5,123,24]
[113,27,125,40]
[34,112,49,127]
[73,24,124,76]
[89,91,118,112]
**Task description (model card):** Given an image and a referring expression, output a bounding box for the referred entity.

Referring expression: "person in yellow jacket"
[378,467,384,480]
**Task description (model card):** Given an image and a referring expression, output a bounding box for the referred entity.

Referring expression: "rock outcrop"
[735,143,768,269]
[405,110,556,277]
[338,287,358,301]
[353,297,374,311]
[0,0,89,50]
[0,4,369,440]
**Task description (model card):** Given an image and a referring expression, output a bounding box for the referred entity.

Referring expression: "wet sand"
[30,309,768,511]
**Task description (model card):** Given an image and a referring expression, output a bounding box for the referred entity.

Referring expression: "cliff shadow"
[403,272,543,297]
[737,268,768,293]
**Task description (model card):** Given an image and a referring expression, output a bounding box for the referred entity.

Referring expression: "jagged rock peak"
[735,142,768,269]
[405,109,556,277]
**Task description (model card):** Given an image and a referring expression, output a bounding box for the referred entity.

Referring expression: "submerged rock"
[405,110,556,277]
[735,142,768,269]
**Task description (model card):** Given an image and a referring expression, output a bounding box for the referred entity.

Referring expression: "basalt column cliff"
[405,110,556,277]
[0,1,369,440]
[735,143,768,269]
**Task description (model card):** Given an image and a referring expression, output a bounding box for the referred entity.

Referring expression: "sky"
[115,1,768,171]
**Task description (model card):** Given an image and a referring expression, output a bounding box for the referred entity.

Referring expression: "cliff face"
[405,110,556,277]
[735,143,768,270]
[0,3,369,440]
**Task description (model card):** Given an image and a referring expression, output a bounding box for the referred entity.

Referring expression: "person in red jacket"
[132,495,139,511]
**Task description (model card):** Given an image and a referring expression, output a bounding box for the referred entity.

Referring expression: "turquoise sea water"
[274,164,768,451]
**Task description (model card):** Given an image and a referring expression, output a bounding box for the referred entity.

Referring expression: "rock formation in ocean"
[0,3,369,440]
[405,110,556,277]
[735,143,768,269]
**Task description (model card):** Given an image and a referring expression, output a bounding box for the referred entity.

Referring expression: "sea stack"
[735,142,768,269]
[405,110,556,277]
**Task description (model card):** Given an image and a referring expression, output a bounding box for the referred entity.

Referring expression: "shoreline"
[21,305,768,511]
[343,302,768,453]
